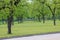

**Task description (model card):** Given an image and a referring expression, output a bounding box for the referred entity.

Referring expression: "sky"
[27,0,33,4]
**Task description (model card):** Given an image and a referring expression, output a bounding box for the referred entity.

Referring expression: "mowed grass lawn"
[0,20,60,38]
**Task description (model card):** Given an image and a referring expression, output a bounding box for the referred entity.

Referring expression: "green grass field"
[0,20,60,38]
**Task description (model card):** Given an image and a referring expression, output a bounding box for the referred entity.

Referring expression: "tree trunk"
[18,18,20,24]
[52,6,56,26]
[7,9,13,34]
[7,19,12,34]
[42,14,45,23]
[38,16,41,22]
[36,14,41,22]
[2,17,4,24]
[17,16,20,24]
[38,18,41,22]
[52,14,56,26]
[20,17,23,23]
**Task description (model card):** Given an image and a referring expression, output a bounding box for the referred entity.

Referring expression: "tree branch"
[46,4,53,13]
[14,0,20,6]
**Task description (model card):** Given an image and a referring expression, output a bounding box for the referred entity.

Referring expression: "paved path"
[3,33,60,40]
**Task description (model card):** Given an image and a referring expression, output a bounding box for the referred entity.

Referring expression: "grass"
[0,20,60,38]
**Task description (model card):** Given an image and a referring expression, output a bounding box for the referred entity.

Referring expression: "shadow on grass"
[0,31,60,40]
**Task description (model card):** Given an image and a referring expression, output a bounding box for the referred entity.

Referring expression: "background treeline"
[0,0,60,34]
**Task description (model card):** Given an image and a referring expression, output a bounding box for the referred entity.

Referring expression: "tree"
[46,0,58,26]
[7,0,21,34]
[0,0,21,34]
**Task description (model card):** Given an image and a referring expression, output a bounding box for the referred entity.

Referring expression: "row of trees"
[33,0,60,25]
[0,0,60,34]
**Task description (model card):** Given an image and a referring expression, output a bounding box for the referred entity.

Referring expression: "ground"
[0,20,60,38]
[3,33,60,40]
